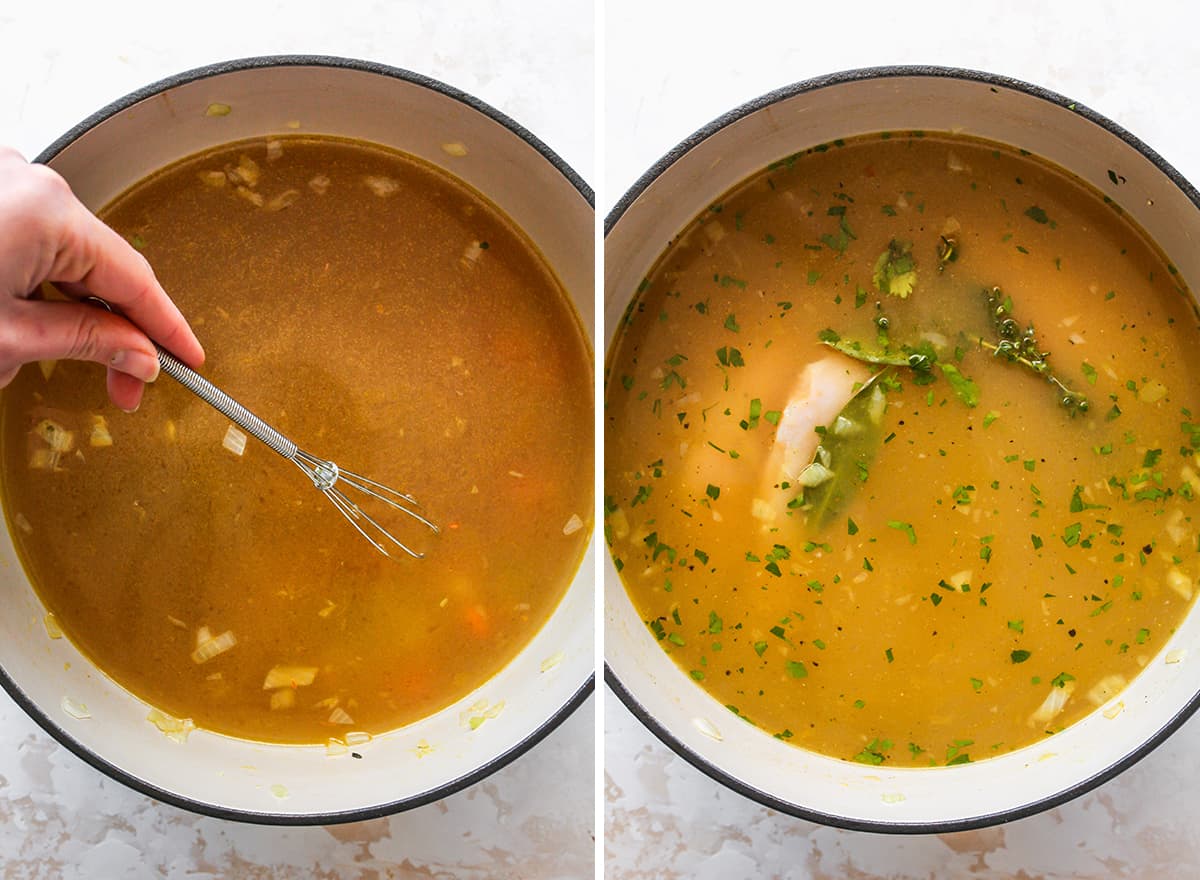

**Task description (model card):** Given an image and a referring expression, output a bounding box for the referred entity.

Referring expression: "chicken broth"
[605,133,1200,767]
[1,135,593,744]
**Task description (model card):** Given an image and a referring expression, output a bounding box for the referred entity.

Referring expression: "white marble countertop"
[0,1,594,877]
[603,1,1200,878]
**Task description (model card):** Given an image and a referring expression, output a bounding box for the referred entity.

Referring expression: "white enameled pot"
[0,56,594,824]
[604,66,1200,832]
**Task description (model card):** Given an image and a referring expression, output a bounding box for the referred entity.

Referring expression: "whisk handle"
[155,347,299,460]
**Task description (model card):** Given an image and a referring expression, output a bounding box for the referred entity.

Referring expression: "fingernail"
[110,350,160,383]
[120,403,139,414]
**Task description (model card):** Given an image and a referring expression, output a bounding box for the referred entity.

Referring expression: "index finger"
[50,187,205,368]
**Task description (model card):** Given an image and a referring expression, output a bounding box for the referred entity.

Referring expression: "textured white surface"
[604,1,1200,877]
[0,1,594,877]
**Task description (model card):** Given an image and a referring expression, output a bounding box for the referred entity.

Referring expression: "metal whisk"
[88,299,438,558]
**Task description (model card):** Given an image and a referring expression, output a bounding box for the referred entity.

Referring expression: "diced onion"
[461,241,484,267]
[540,651,564,673]
[1086,674,1127,706]
[413,739,434,758]
[1167,568,1193,600]
[1029,681,1074,725]
[562,513,584,536]
[363,175,399,197]
[61,696,91,720]
[14,512,32,534]
[236,186,264,207]
[269,688,296,711]
[89,415,113,448]
[1139,381,1168,403]
[441,142,469,157]
[265,189,300,212]
[146,708,195,743]
[1166,648,1187,665]
[223,425,247,457]
[343,731,372,746]
[692,717,723,742]
[191,629,236,664]
[703,221,726,244]
[1103,701,1126,720]
[328,706,355,725]
[750,497,776,523]
[460,699,504,730]
[43,612,63,640]
[38,360,56,381]
[204,103,232,117]
[325,738,348,756]
[265,139,283,161]
[199,170,227,188]
[308,175,331,195]
[228,155,260,187]
[262,665,319,690]
[796,461,833,488]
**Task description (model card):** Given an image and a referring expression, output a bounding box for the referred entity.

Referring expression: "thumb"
[8,298,161,383]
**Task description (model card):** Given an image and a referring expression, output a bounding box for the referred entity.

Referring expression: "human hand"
[0,146,204,412]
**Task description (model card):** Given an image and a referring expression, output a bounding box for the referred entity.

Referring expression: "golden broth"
[1,135,593,744]
[605,133,1200,767]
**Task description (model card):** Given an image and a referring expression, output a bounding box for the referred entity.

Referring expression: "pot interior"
[604,69,1200,830]
[0,60,594,822]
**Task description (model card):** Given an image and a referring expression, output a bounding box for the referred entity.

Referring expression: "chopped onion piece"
[343,731,371,747]
[204,103,232,117]
[223,425,247,457]
[317,600,337,618]
[1166,648,1187,665]
[195,625,212,647]
[61,696,90,720]
[540,651,564,673]
[363,175,399,197]
[265,189,300,212]
[562,513,584,536]
[1086,674,1127,706]
[199,170,227,188]
[43,612,63,640]
[14,512,32,534]
[460,699,504,730]
[1103,700,1126,720]
[269,688,296,710]
[1167,568,1193,600]
[270,784,288,800]
[608,508,629,540]
[413,739,434,758]
[265,139,283,161]
[166,615,187,630]
[441,142,468,157]
[228,155,260,187]
[191,629,236,664]
[1139,381,1168,403]
[796,461,833,488]
[325,738,348,756]
[236,186,264,207]
[164,420,177,443]
[328,706,355,725]
[89,415,113,447]
[308,175,330,195]
[38,360,56,381]
[750,497,776,523]
[262,665,319,690]
[692,717,723,742]
[1029,681,1074,726]
[146,708,195,743]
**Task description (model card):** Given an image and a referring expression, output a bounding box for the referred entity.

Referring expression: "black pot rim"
[604,63,1200,833]
[4,52,595,826]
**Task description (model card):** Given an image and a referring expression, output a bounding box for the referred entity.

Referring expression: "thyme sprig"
[982,286,1089,416]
